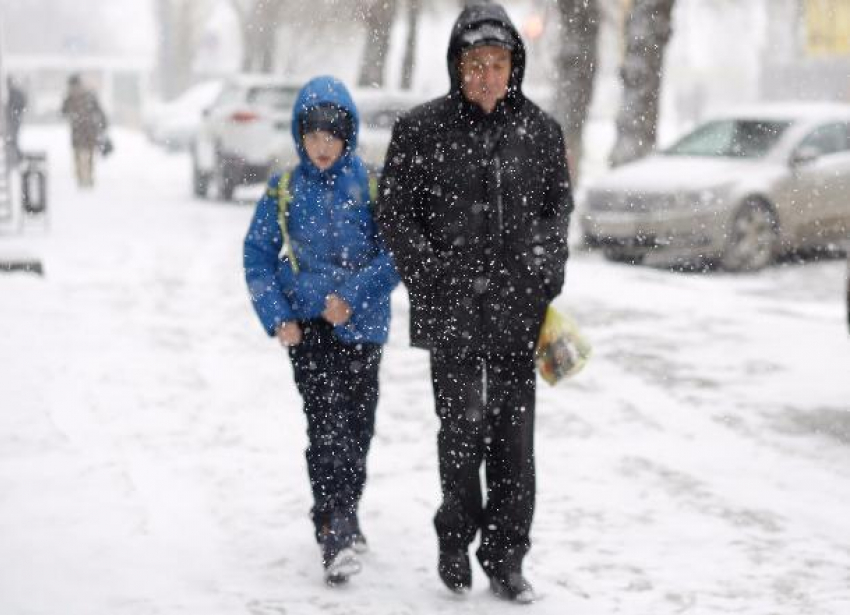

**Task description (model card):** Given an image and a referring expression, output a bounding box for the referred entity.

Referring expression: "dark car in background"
[582,103,850,271]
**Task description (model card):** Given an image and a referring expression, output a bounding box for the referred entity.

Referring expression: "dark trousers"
[429,347,537,576]
[288,319,382,540]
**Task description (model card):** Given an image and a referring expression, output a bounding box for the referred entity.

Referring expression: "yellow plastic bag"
[535,306,591,385]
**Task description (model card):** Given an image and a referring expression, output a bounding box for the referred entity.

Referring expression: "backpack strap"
[368,172,379,203]
[271,172,299,274]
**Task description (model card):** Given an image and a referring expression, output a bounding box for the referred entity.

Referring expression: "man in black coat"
[377,1,573,603]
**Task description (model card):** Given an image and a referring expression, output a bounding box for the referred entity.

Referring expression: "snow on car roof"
[707,101,850,123]
[223,73,301,88]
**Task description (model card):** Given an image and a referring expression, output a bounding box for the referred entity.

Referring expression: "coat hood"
[291,76,360,168]
[446,2,526,102]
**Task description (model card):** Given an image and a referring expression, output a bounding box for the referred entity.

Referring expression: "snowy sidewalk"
[1,127,849,615]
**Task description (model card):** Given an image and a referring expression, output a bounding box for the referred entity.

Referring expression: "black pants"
[288,320,382,540]
[429,347,537,576]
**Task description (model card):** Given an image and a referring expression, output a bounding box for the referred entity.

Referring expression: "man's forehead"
[460,45,512,64]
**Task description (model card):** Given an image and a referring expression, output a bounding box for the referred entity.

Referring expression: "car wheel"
[192,160,210,198]
[213,153,236,201]
[603,247,645,265]
[720,199,778,272]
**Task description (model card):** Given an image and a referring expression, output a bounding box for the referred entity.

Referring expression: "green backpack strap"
[272,172,299,274]
[368,173,379,204]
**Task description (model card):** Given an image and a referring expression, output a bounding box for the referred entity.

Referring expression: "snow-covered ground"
[1,126,849,615]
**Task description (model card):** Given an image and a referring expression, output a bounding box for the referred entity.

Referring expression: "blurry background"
[2,0,848,165]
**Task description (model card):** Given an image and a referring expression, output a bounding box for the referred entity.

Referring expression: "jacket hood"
[446,2,526,101]
[291,76,360,169]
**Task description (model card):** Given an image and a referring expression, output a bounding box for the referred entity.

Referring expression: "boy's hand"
[277,321,303,346]
[323,294,352,325]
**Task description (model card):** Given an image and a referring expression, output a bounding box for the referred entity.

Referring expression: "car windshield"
[663,119,792,158]
[247,86,298,110]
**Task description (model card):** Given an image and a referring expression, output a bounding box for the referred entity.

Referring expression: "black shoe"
[438,550,472,593]
[489,571,537,604]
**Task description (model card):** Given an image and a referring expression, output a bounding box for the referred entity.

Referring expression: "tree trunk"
[609,0,676,167]
[400,0,420,90]
[553,0,600,183]
[157,0,206,99]
[358,0,398,88]
[233,0,285,73]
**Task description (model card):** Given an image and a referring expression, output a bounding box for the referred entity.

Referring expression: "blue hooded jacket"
[243,76,399,344]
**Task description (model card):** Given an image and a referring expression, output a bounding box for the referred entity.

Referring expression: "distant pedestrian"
[377,1,573,603]
[243,76,399,585]
[5,76,27,163]
[61,74,107,188]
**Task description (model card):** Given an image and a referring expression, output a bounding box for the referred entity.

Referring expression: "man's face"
[459,45,512,114]
[303,130,344,170]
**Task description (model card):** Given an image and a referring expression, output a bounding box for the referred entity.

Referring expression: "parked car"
[193,79,417,200]
[143,79,223,151]
[581,103,850,271]
[192,75,300,200]
[354,89,419,170]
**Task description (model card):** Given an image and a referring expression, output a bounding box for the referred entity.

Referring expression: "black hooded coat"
[377,3,573,352]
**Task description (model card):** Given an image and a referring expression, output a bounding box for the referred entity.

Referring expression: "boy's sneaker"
[438,549,472,593]
[323,546,361,585]
[351,531,369,554]
[320,513,361,585]
[488,570,537,604]
[348,512,369,554]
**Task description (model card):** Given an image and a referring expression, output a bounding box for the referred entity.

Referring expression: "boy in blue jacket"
[243,76,399,585]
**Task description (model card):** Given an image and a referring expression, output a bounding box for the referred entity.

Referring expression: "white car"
[192,75,300,200]
[354,89,419,171]
[582,103,850,271]
[143,80,223,152]
[193,79,418,200]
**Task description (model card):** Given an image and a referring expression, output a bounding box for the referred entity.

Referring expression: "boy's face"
[303,130,344,171]
[459,45,512,114]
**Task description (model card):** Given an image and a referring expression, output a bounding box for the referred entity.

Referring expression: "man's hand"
[322,294,352,325]
[276,321,303,346]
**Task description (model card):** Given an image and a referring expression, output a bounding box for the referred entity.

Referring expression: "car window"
[797,122,849,157]
[246,86,298,110]
[212,86,242,109]
[361,107,405,130]
[664,119,791,158]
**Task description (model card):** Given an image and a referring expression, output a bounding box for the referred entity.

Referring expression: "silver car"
[581,103,850,271]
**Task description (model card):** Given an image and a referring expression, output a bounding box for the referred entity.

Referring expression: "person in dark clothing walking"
[61,74,107,188]
[244,76,399,585]
[377,1,573,603]
[5,77,27,163]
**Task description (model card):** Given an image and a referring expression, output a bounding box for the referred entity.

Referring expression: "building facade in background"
[762,0,850,102]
